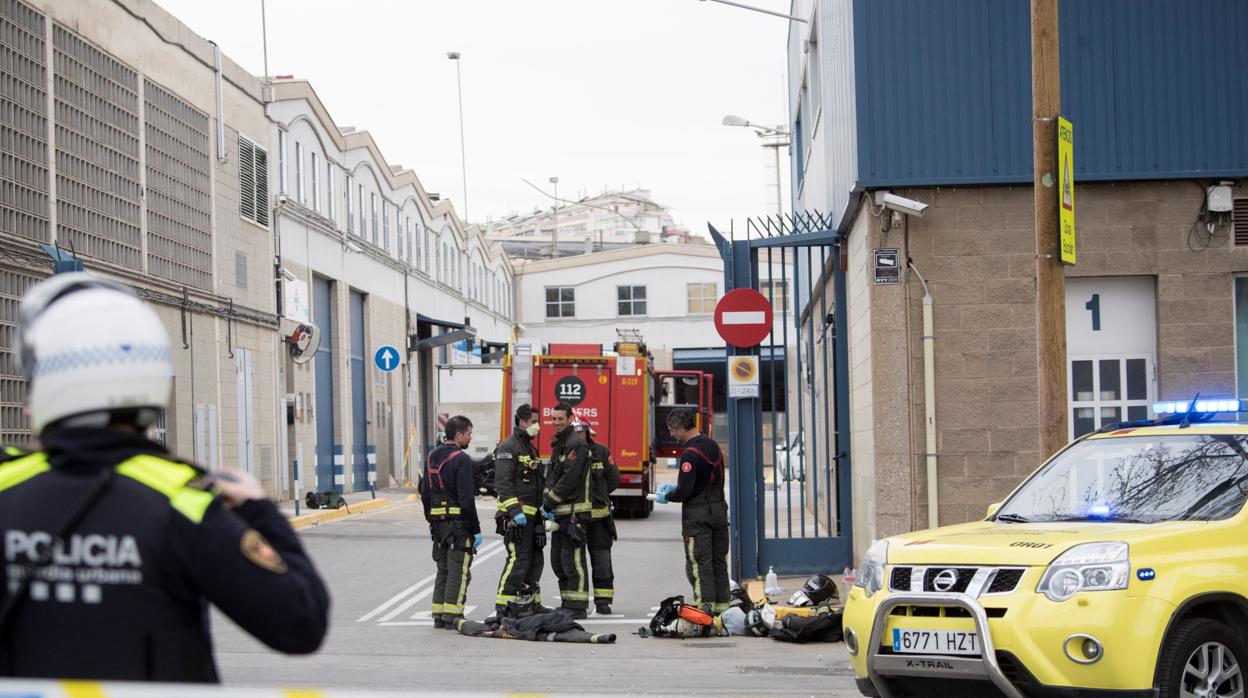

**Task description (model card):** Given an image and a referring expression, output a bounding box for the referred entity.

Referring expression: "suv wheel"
[1157,617,1246,698]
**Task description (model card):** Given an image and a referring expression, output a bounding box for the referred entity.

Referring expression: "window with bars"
[0,0,48,243]
[1069,357,1152,438]
[370,192,378,245]
[277,129,287,193]
[144,78,212,288]
[1235,198,1247,246]
[53,23,142,268]
[326,161,335,219]
[238,135,269,227]
[345,174,353,231]
[617,285,646,316]
[382,201,389,251]
[310,151,319,212]
[761,280,788,307]
[294,141,303,203]
[357,184,365,235]
[545,287,575,318]
[0,268,39,446]
[687,282,717,314]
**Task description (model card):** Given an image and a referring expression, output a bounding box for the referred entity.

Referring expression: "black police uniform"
[420,442,480,626]
[666,433,731,613]
[492,428,545,613]
[585,438,619,610]
[542,425,592,612]
[0,428,329,682]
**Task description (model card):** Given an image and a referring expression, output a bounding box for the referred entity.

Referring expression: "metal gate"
[710,212,851,578]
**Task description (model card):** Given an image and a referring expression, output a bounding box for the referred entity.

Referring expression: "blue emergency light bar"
[1151,398,1247,415]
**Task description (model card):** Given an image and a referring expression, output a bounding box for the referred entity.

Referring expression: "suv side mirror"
[985,501,1003,519]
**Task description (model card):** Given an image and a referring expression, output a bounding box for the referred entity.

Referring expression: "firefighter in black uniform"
[420,415,481,629]
[579,421,619,615]
[0,273,329,682]
[655,408,731,613]
[540,402,593,619]
[492,403,545,615]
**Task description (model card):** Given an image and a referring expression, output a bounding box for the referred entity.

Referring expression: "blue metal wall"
[849,0,1248,188]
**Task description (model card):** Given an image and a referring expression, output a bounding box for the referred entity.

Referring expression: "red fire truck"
[499,334,713,518]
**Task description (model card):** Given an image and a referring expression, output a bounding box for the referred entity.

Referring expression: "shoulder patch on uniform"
[681,462,692,473]
[240,529,287,574]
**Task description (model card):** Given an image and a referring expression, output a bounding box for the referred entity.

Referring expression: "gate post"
[726,239,763,580]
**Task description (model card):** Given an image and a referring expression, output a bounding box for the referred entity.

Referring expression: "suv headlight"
[1036,542,1129,602]
[856,539,888,597]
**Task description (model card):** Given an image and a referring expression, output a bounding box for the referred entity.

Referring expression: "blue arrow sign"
[373,345,400,372]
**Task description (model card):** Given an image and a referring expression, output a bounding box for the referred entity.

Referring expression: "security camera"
[344,240,363,254]
[875,191,928,218]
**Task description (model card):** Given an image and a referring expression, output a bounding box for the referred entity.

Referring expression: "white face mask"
[525,422,540,438]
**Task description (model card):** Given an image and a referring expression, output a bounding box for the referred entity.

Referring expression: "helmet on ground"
[18,272,172,433]
[728,578,754,611]
[744,608,770,637]
[788,574,836,607]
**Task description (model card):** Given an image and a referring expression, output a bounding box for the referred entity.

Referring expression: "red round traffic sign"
[714,288,774,348]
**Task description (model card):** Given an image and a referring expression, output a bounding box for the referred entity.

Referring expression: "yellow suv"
[843,403,1248,698]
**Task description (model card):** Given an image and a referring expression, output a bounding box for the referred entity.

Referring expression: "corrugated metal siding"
[851,0,1248,187]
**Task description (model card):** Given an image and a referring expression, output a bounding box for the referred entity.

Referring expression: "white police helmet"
[17,273,172,433]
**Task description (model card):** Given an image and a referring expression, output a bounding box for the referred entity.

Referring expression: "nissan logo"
[932,569,959,592]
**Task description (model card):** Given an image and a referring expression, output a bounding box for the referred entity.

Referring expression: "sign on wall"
[873,248,900,285]
[1058,116,1076,265]
[727,356,759,399]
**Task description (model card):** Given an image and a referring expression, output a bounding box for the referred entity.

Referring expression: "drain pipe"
[908,261,938,529]
[210,41,225,162]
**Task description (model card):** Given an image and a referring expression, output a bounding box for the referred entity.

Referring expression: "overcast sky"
[155,0,792,238]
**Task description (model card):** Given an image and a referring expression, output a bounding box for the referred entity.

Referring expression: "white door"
[1065,277,1157,439]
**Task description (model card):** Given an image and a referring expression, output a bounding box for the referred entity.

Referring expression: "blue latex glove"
[541,507,556,522]
[655,491,670,504]
[473,533,483,550]
[512,512,528,527]
[658,483,676,496]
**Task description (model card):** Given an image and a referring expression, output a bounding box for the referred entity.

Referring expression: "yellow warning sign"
[1058,116,1075,265]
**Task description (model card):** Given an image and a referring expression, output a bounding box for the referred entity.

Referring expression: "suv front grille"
[887,566,1027,596]
[986,568,1025,594]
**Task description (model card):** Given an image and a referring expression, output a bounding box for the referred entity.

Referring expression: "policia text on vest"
[655,409,732,614]
[0,429,330,682]
[420,415,483,629]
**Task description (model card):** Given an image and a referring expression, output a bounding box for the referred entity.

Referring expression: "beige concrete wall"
[851,179,1248,531]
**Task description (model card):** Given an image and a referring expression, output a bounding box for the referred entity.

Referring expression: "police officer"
[0,273,329,682]
[655,408,731,613]
[580,422,619,615]
[492,404,545,615]
[421,415,481,629]
[541,402,592,619]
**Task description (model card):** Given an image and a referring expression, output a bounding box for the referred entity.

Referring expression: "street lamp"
[447,51,469,221]
[722,114,790,216]
[549,176,560,256]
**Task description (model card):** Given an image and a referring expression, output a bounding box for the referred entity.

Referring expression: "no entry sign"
[714,288,774,348]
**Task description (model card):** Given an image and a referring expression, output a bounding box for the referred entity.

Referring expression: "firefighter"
[655,408,731,613]
[578,421,619,615]
[492,403,546,615]
[541,402,593,619]
[420,415,482,629]
[0,273,329,681]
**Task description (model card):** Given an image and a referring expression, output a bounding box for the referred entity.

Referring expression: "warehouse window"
[687,282,717,314]
[545,287,575,318]
[326,161,335,219]
[294,141,304,203]
[238,135,269,227]
[277,129,287,193]
[617,285,647,316]
[310,151,319,212]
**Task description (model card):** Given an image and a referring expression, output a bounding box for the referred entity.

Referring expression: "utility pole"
[1032,0,1068,458]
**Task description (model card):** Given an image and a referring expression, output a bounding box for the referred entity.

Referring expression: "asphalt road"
[211,495,861,696]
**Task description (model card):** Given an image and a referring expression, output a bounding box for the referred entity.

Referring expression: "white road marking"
[377,543,508,623]
[356,540,504,623]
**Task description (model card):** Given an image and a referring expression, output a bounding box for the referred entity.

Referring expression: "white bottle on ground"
[764,566,782,597]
